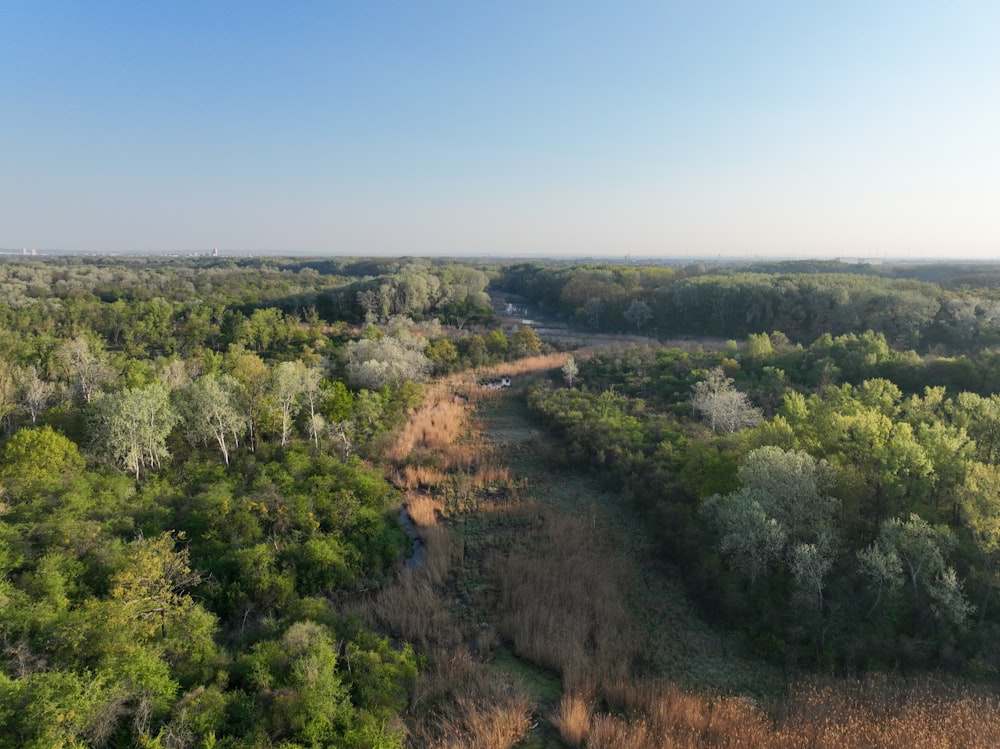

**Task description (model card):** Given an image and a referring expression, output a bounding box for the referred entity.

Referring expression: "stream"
[399,507,425,570]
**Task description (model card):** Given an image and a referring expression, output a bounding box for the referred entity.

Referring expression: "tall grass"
[387,392,468,463]
[407,651,535,749]
[543,673,1000,749]
[489,508,639,690]
[551,692,592,747]
[773,674,1000,749]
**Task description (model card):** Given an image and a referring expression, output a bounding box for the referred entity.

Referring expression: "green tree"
[623,299,652,333]
[737,446,838,541]
[271,360,306,448]
[959,461,1000,618]
[701,489,787,586]
[485,329,509,356]
[860,514,973,626]
[225,348,272,453]
[109,531,204,640]
[0,426,84,499]
[344,335,431,390]
[53,335,115,404]
[510,326,542,357]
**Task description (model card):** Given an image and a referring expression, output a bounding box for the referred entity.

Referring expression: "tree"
[701,489,787,586]
[110,531,203,639]
[737,446,838,541]
[561,356,579,388]
[179,374,247,466]
[90,384,179,479]
[14,365,55,425]
[301,366,325,448]
[0,360,15,433]
[584,297,603,329]
[485,329,509,356]
[225,348,271,453]
[860,514,973,626]
[0,426,84,498]
[790,535,836,611]
[271,361,306,448]
[959,461,1000,618]
[344,335,431,390]
[703,447,839,595]
[54,335,115,403]
[425,338,458,374]
[510,326,542,357]
[691,367,762,434]
[623,299,652,333]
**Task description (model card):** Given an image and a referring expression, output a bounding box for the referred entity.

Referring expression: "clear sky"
[2,1,999,259]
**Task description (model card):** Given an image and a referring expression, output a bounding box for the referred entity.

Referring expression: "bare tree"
[15,365,55,425]
[54,336,115,403]
[561,356,579,388]
[691,367,762,434]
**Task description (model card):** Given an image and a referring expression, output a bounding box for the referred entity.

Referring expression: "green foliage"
[0,426,84,499]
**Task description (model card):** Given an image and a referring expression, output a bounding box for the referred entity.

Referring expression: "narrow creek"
[398,506,424,570]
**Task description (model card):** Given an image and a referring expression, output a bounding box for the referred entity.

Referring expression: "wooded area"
[3,255,1000,747]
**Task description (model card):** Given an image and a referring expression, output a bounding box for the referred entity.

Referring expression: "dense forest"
[4,255,1000,747]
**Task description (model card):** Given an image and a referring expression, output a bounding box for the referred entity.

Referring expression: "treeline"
[529,337,1000,672]
[497,262,1000,350]
[0,256,497,361]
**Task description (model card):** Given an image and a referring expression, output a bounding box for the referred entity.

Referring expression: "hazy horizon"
[3,2,999,259]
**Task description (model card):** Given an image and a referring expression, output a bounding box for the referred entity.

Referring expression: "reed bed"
[490,510,638,689]
[404,492,442,527]
[772,674,1000,749]
[407,651,535,749]
[387,392,468,463]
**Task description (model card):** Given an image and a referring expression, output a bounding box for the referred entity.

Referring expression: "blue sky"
[2,1,999,258]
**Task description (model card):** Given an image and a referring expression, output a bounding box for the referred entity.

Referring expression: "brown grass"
[407,651,536,749]
[393,464,449,491]
[387,394,468,463]
[367,565,460,652]
[433,681,534,749]
[550,692,592,747]
[544,674,1000,749]
[404,492,441,527]
[419,524,451,586]
[490,509,638,689]
[772,674,1000,749]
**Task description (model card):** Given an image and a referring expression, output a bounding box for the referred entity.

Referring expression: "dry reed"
[550,692,592,747]
[367,566,460,652]
[394,464,450,491]
[405,492,442,527]
[490,510,638,689]
[772,673,1000,749]
[387,390,468,463]
[407,651,536,749]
